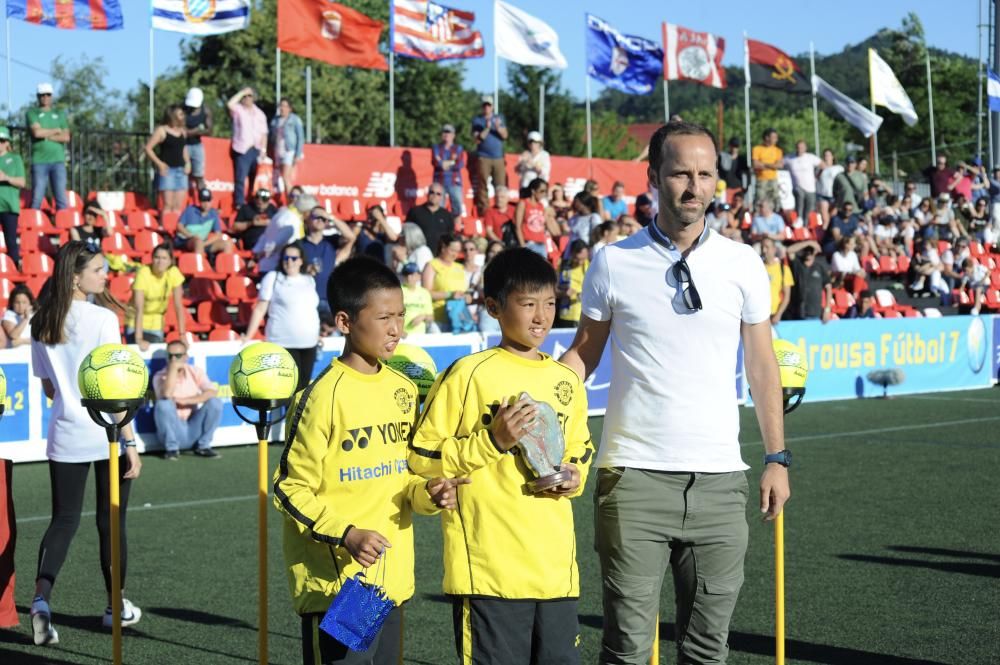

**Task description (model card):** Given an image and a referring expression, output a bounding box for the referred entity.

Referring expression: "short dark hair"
[327,256,401,320]
[648,120,718,175]
[763,127,778,139]
[483,247,557,308]
[573,191,597,214]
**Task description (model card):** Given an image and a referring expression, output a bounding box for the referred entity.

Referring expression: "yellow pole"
[258,437,268,665]
[109,441,122,665]
[775,510,785,665]
[650,614,659,664]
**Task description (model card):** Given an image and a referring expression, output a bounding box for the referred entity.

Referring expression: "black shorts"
[301,606,402,665]
[452,595,580,665]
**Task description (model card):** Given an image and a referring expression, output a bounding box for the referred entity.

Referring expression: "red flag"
[661,22,726,89]
[278,0,388,71]
[746,39,811,93]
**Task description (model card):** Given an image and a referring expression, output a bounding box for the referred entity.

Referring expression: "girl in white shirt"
[1,283,35,347]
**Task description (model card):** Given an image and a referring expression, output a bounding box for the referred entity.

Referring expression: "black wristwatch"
[764,449,792,467]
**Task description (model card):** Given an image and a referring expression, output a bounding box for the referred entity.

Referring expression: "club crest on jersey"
[394,388,414,414]
[554,380,573,406]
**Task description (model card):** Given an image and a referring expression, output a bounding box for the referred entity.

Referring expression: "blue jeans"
[525,241,548,258]
[232,147,259,207]
[31,162,68,210]
[445,183,464,217]
[187,142,206,178]
[154,398,223,453]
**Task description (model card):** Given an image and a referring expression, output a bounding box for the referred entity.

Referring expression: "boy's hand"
[427,477,472,509]
[343,528,391,568]
[544,463,581,498]
[490,398,538,451]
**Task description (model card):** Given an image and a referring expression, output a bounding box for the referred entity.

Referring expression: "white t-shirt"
[581,224,771,472]
[568,213,602,245]
[31,301,122,462]
[408,245,433,272]
[817,164,843,198]
[2,309,31,342]
[786,153,822,192]
[258,270,320,349]
[831,250,862,274]
[253,207,303,273]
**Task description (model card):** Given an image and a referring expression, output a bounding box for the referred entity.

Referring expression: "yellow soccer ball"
[78,344,149,401]
[385,343,438,398]
[773,338,807,412]
[229,343,299,401]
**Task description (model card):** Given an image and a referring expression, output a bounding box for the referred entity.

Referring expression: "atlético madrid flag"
[278,0,388,71]
[661,22,726,88]
[6,0,123,30]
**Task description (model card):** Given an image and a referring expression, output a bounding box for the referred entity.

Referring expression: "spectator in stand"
[909,236,950,300]
[125,243,186,350]
[471,241,504,334]
[548,183,571,222]
[987,167,1000,225]
[912,197,935,238]
[253,193,314,273]
[354,204,396,263]
[968,158,989,202]
[833,156,866,211]
[302,207,356,317]
[591,221,618,253]
[2,284,35,347]
[422,234,468,332]
[184,87,212,192]
[27,82,70,211]
[618,215,641,238]
[584,179,606,220]
[717,137,749,198]
[602,181,628,222]
[787,241,832,321]
[705,201,730,233]
[400,262,437,335]
[432,124,466,217]
[515,177,558,257]
[752,128,784,211]
[392,222,433,273]
[947,161,974,202]
[152,339,222,460]
[958,258,990,315]
[144,105,190,215]
[516,130,550,190]
[823,201,860,257]
[69,204,106,253]
[471,96,508,215]
[933,193,967,242]
[269,98,305,195]
[462,238,485,326]
[816,149,842,225]
[751,199,786,244]
[903,180,922,209]
[176,188,233,255]
[964,197,991,242]
[761,237,793,325]
[830,236,866,280]
[0,127,25,269]
[227,87,268,208]
[786,140,822,224]
[557,239,589,328]
[243,241,319,390]
[923,154,954,198]
[405,183,454,255]
[845,290,878,319]
[633,192,654,227]
[484,185,515,244]
[567,191,602,248]
[233,188,277,251]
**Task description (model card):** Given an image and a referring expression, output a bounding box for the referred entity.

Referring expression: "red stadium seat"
[101,233,139,259]
[21,253,53,278]
[0,232,6,254]
[19,231,40,255]
[830,289,854,317]
[877,256,897,275]
[460,218,484,238]
[0,254,26,282]
[54,209,82,231]
[196,300,233,328]
[0,278,14,309]
[208,326,241,342]
[160,211,180,235]
[25,276,46,298]
[185,277,226,305]
[109,274,134,304]
[126,210,158,234]
[18,209,55,234]
[163,304,211,334]
[213,252,245,276]
[177,252,223,279]
[895,255,910,274]
[133,230,167,258]
[224,275,258,304]
[66,190,84,211]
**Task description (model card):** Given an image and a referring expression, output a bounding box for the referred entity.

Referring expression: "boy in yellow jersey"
[274,257,466,665]
[410,247,594,665]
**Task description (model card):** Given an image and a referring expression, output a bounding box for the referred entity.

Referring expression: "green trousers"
[595,467,750,665]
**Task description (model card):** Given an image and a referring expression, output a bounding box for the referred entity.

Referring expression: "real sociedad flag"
[152,0,250,35]
[585,14,662,95]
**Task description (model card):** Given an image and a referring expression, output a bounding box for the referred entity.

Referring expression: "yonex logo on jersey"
[341,427,373,451]
[340,422,412,451]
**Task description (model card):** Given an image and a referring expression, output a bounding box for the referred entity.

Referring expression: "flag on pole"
[662,22,726,88]
[6,0,123,30]
[494,0,567,69]
[988,69,1000,112]
[869,48,918,126]
[746,38,810,93]
[812,75,883,138]
[585,14,662,95]
[278,0,388,71]
[391,0,484,61]
[152,0,250,35]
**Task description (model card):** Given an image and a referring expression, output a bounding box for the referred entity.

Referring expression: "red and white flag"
[277,0,388,71]
[661,22,726,88]
[391,0,484,61]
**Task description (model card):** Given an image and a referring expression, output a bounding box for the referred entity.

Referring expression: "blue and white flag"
[152,0,250,35]
[585,14,662,95]
[813,75,883,138]
[988,69,1000,112]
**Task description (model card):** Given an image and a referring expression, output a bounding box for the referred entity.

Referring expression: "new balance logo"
[363,172,397,198]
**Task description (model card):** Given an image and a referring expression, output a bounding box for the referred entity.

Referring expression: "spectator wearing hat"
[401,262,437,335]
[752,128,784,211]
[270,98,305,194]
[145,105,190,215]
[253,193,316,273]
[227,86,268,208]
[471,96,508,215]
[718,136,749,199]
[27,82,70,211]
[515,130,550,189]
[432,124,466,217]
[602,181,628,222]
[302,206,356,316]
[0,127,26,270]
[233,188,277,251]
[177,188,233,255]
[184,87,212,192]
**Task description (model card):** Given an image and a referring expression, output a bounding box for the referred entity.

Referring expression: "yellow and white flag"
[868,48,918,126]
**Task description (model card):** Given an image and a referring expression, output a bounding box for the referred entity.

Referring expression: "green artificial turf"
[2,389,998,664]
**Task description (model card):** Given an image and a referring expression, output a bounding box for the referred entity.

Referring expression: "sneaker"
[30,597,59,646]
[163,450,179,460]
[193,447,220,458]
[102,598,142,629]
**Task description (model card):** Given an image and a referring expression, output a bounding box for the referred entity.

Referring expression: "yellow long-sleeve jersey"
[409,347,594,600]
[273,359,437,615]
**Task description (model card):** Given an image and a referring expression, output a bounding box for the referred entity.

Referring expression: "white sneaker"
[102,598,142,629]
[30,597,59,646]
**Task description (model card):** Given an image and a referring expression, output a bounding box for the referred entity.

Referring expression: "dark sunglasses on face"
[168,352,186,359]
[282,255,302,262]
[672,258,703,312]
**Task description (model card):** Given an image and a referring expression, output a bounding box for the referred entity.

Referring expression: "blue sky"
[0,0,989,110]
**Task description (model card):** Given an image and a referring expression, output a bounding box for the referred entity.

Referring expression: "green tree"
[498,64,580,156]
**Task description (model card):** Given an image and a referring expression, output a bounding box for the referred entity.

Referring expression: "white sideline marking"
[905,395,998,404]
[741,415,1000,448]
[18,494,257,525]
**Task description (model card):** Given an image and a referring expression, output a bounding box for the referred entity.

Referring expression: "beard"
[661,192,710,227]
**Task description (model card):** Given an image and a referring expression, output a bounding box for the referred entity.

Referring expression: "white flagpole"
[743,33,753,203]
[926,51,937,164]
[868,51,880,174]
[6,20,12,114]
[493,0,499,113]
[276,47,281,103]
[585,74,592,162]
[149,28,155,134]
[663,80,670,122]
[810,42,820,154]
[389,51,395,147]
[306,65,312,143]
[539,82,545,139]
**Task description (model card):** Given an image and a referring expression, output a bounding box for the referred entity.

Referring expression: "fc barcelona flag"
[746,38,810,94]
[6,0,124,30]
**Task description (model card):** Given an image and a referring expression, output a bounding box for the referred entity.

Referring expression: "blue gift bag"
[319,553,395,652]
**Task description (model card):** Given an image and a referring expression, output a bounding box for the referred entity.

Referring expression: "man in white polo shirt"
[561,121,789,665]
